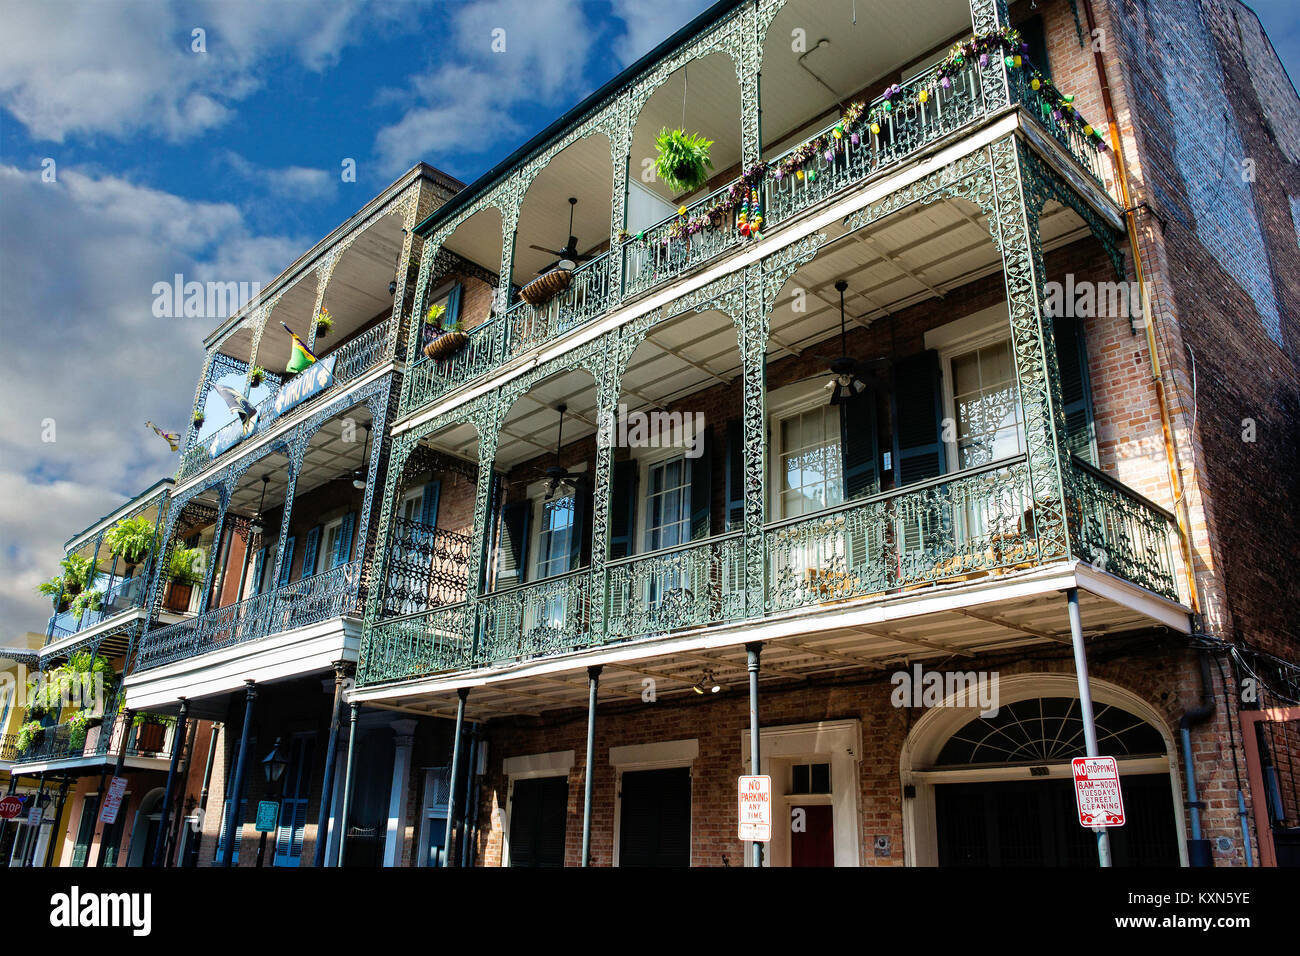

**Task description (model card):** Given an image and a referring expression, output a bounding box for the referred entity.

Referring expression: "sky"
[0,0,1296,635]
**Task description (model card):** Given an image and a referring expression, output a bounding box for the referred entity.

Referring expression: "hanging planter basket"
[520,268,573,307]
[655,128,714,195]
[423,329,468,360]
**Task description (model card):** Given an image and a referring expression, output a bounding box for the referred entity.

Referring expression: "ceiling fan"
[537,404,584,500]
[818,279,890,406]
[529,198,596,272]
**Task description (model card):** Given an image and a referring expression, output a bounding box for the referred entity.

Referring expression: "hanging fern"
[655,128,714,194]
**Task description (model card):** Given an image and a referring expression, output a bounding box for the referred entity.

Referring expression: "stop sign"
[0,796,25,820]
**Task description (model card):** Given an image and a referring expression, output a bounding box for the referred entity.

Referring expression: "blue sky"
[0,0,1296,633]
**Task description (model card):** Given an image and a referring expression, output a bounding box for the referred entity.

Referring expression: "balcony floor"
[350,560,1190,721]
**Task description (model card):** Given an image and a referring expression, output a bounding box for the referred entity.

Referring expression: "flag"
[213,384,258,424]
[282,321,317,374]
[145,421,180,453]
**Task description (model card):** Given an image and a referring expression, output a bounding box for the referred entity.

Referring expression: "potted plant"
[16,719,44,755]
[67,709,103,751]
[70,588,102,624]
[655,128,714,194]
[35,553,100,614]
[249,366,266,387]
[421,303,467,360]
[315,308,334,338]
[105,514,155,579]
[133,713,168,753]
[164,545,203,612]
[193,410,205,428]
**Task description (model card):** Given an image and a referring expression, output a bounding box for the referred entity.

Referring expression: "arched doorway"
[124,787,165,868]
[900,674,1187,867]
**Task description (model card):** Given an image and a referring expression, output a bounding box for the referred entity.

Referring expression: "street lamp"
[255,737,289,867]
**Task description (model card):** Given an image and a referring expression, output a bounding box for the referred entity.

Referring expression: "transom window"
[950,339,1024,469]
[790,762,831,795]
[534,494,575,580]
[644,456,690,552]
[778,405,843,519]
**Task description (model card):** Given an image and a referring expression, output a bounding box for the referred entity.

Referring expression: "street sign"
[27,804,43,826]
[738,774,772,842]
[98,776,127,826]
[1072,756,1126,828]
[0,795,25,820]
[255,800,280,833]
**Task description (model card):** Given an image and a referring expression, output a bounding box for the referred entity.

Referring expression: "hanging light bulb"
[351,425,372,489]
[250,474,269,536]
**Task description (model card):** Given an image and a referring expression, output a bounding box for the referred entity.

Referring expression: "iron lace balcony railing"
[604,533,745,640]
[47,573,148,643]
[506,252,613,360]
[476,568,592,665]
[0,733,18,762]
[405,314,503,412]
[10,711,177,765]
[136,560,363,669]
[381,516,472,618]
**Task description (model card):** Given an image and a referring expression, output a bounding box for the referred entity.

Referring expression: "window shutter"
[689,427,712,539]
[508,775,568,867]
[570,482,591,571]
[420,480,441,527]
[1053,314,1098,465]
[301,526,321,578]
[251,547,266,596]
[724,421,744,533]
[608,460,639,560]
[840,389,880,501]
[446,283,463,326]
[497,501,532,585]
[891,350,946,485]
[332,512,356,568]
[215,797,248,864]
[618,767,691,867]
[276,537,296,587]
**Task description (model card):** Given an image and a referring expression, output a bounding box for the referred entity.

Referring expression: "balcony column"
[495,203,520,320]
[443,688,469,867]
[313,661,351,867]
[267,435,308,593]
[581,665,601,866]
[588,339,632,639]
[150,697,188,867]
[23,773,46,867]
[1066,588,1113,867]
[146,505,183,623]
[746,642,763,868]
[306,256,334,354]
[466,411,501,607]
[196,488,230,617]
[43,777,70,867]
[988,138,1073,561]
[382,719,419,867]
[185,351,215,451]
[220,681,257,868]
[608,107,630,305]
[738,264,769,616]
[737,4,762,171]
[94,707,132,867]
[335,701,361,867]
[969,0,1014,109]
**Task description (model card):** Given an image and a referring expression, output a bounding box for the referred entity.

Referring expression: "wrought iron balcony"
[357,455,1175,688]
[10,712,177,766]
[176,316,395,484]
[135,560,363,670]
[46,573,149,644]
[0,733,18,762]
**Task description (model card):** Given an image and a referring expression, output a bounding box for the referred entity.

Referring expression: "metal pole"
[0,774,19,860]
[459,734,478,868]
[95,708,133,867]
[581,665,601,867]
[151,697,188,867]
[43,777,70,867]
[1067,587,1112,867]
[85,769,107,868]
[165,716,200,866]
[220,681,257,868]
[24,773,47,867]
[335,701,361,868]
[746,642,763,869]
[190,722,221,868]
[314,662,350,868]
[443,688,468,867]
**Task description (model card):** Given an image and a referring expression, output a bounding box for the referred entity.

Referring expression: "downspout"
[1079,0,1199,615]
[1179,652,1216,866]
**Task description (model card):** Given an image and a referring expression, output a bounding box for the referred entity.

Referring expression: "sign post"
[738,774,772,848]
[1072,756,1126,828]
[98,776,127,826]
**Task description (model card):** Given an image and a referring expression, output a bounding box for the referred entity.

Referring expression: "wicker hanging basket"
[423,329,468,360]
[520,268,573,306]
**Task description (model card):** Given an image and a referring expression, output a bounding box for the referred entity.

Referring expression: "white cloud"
[609,0,718,67]
[222,152,336,201]
[0,164,303,631]
[0,0,412,142]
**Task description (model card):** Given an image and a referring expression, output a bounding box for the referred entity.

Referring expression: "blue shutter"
[332,513,356,569]
[420,480,441,527]
[215,798,247,864]
[277,537,296,587]
[891,350,946,486]
[301,526,321,578]
[841,389,880,500]
[689,428,712,540]
[446,283,463,327]
[251,548,266,596]
[724,421,744,533]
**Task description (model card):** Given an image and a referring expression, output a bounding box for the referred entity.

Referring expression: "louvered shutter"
[301,526,322,578]
[840,389,880,500]
[215,797,248,863]
[689,427,712,539]
[618,767,691,867]
[570,481,592,570]
[496,501,532,586]
[1053,314,1098,465]
[508,775,569,867]
[724,421,745,533]
[251,548,266,596]
[332,512,356,568]
[276,538,296,587]
[891,350,946,485]
[446,283,463,326]
[273,734,315,867]
[608,460,639,559]
[420,480,441,527]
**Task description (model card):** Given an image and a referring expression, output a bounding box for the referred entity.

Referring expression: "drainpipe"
[1079,0,1199,615]
[1179,652,1216,866]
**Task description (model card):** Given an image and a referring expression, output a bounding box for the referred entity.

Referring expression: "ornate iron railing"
[0,733,18,762]
[765,62,983,225]
[506,252,613,359]
[47,573,147,642]
[1068,459,1178,600]
[135,560,363,670]
[1011,68,1110,190]
[476,570,591,665]
[604,534,745,640]
[381,516,472,618]
[405,314,503,410]
[10,712,177,765]
[766,457,1035,613]
[356,602,475,685]
[623,179,748,297]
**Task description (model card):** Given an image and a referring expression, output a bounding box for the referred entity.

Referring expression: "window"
[643,455,691,552]
[777,405,843,519]
[401,488,424,523]
[273,733,316,867]
[949,339,1024,470]
[318,519,342,575]
[420,767,451,867]
[71,794,100,867]
[618,767,691,867]
[534,494,576,580]
[508,775,568,867]
[791,762,831,795]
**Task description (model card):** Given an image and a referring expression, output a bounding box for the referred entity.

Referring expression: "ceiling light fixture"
[351,425,372,489]
[250,474,269,536]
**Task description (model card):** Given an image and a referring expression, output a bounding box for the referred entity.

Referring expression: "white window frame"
[416,766,451,868]
[609,739,698,868]
[766,380,844,521]
[500,750,575,868]
[317,516,344,576]
[400,487,425,524]
[637,448,692,555]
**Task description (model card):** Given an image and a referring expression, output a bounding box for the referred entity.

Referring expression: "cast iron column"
[335,701,361,867]
[23,773,47,867]
[443,688,469,867]
[220,681,257,868]
[1067,588,1112,867]
[581,665,601,866]
[314,662,350,868]
[151,697,189,867]
[95,707,133,867]
[43,777,70,867]
[747,642,763,868]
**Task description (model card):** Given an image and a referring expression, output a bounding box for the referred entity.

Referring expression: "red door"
[790,804,834,867]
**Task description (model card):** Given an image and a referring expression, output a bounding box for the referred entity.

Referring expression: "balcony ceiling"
[443,206,504,282]
[512,134,614,286]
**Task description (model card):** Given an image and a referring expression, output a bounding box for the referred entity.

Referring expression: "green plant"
[249,365,266,386]
[66,650,116,705]
[105,515,155,566]
[66,709,102,749]
[315,309,333,336]
[193,410,205,426]
[133,712,170,728]
[16,720,43,754]
[34,553,100,607]
[70,588,102,623]
[165,546,204,585]
[425,303,461,334]
[655,128,714,194]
